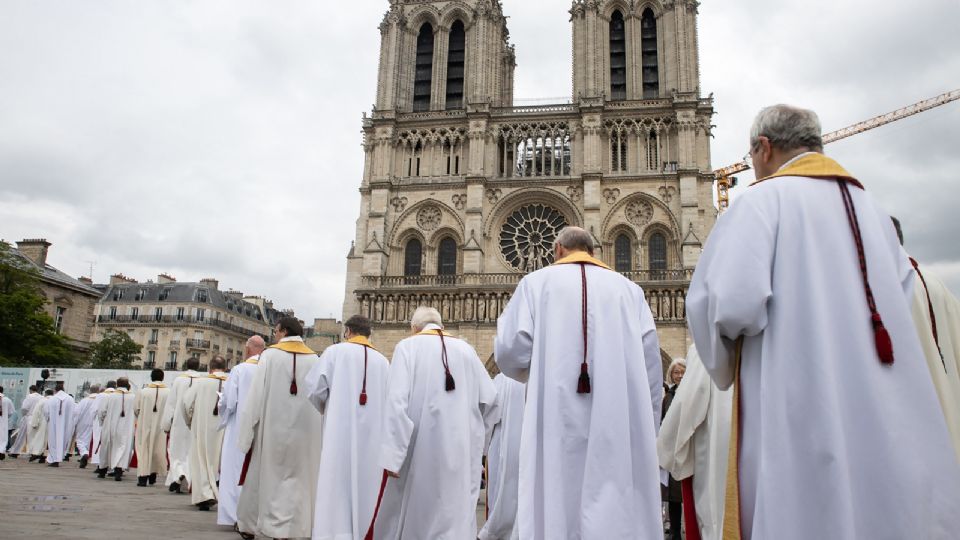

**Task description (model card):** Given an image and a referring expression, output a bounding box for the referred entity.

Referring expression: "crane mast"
[714,88,960,212]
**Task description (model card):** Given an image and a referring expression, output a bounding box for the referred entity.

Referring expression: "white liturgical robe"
[657,346,731,540]
[162,370,199,487]
[910,260,960,462]
[10,391,41,454]
[479,373,525,540]
[0,393,13,453]
[372,324,499,540]
[236,337,324,539]
[99,389,136,469]
[45,390,76,463]
[135,383,170,478]
[26,396,50,456]
[72,393,100,459]
[184,372,227,505]
[305,336,389,540]
[686,153,960,539]
[495,253,664,540]
[217,358,259,526]
[94,388,116,465]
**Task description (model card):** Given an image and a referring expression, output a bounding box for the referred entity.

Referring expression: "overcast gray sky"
[1,0,958,320]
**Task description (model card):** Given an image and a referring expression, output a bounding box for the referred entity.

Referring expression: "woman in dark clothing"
[661,359,687,540]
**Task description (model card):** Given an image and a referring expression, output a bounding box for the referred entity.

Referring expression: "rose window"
[499,204,568,272]
[416,205,441,231]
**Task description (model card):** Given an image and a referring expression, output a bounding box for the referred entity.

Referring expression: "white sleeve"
[494,278,535,383]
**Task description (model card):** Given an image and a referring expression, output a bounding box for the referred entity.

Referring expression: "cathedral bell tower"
[343,0,715,368]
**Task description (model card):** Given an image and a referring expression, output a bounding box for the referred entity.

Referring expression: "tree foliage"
[89,329,142,369]
[0,242,75,366]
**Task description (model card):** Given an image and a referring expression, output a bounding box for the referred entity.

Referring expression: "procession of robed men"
[4,104,960,540]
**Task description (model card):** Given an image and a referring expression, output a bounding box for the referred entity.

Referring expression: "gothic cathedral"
[342,0,715,369]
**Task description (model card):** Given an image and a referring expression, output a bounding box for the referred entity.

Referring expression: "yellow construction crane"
[715,88,960,212]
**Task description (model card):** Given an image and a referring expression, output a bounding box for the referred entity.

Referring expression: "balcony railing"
[142,361,156,369]
[164,361,177,370]
[169,340,181,348]
[97,314,263,336]
[147,339,159,345]
[186,339,211,350]
[356,269,691,325]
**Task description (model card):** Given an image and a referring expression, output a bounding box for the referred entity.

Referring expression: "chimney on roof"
[158,273,176,284]
[110,273,138,285]
[78,276,93,285]
[16,238,51,267]
[199,278,219,291]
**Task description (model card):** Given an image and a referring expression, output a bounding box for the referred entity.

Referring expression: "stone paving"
[0,455,489,539]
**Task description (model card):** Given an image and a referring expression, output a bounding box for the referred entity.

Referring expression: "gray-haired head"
[410,306,442,332]
[749,104,823,153]
[89,384,102,394]
[554,226,595,255]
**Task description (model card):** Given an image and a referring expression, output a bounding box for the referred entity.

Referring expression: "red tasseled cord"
[838,181,894,365]
[290,353,299,395]
[911,257,945,368]
[213,379,223,416]
[577,263,592,394]
[359,346,369,406]
[120,393,126,417]
[438,331,455,392]
[153,386,159,413]
[59,399,63,416]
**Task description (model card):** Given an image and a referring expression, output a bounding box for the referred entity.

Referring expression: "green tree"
[0,242,75,366]
[89,329,142,369]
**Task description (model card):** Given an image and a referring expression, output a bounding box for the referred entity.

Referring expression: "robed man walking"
[134,369,169,486]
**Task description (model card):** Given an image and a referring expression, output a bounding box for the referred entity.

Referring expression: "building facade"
[94,275,283,370]
[342,0,715,368]
[11,239,102,355]
[304,318,343,355]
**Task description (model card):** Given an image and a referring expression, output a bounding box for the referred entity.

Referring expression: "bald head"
[554,226,595,259]
[245,335,266,359]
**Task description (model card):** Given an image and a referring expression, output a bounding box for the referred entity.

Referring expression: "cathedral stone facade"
[342,0,716,369]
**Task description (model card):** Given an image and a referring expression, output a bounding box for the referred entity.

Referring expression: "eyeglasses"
[742,151,753,168]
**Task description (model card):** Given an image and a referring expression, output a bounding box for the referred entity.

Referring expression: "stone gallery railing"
[356,269,691,324]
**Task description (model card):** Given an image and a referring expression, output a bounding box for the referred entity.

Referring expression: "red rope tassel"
[120,393,125,417]
[681,477,701,540]
[838,181,895,365]
[438,331,455,392]
[290,353,299,395]
[359,346,369,405]
[153,386,159,413]
[577,263,592,394]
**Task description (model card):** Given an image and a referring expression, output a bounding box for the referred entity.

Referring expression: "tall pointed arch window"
[404,238,423,277]
[649,231,667,273]
[438,237,457,279]
[641,9,659,99]
[446,21,465,109]
[615,233,632,272]
[609,10,627,101]
[414,23,434,112]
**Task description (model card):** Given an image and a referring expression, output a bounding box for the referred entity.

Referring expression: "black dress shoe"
[148,473,157,485]
[0,453,5,461]
[79,455,88,469]
[28,455,38,462]
[63,455,70,462]
[48,462,60,467]
[168,481,180,493]
[97,468,107,479]
[106,469,116,477]
[137,476,148,487]
[197,500,212,511]
[113,467,123,481]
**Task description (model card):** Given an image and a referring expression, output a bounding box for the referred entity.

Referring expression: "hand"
[386,469,399,479]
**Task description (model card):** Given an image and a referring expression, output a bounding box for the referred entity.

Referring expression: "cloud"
[1,0,957,323]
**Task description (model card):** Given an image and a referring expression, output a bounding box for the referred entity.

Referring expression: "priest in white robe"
[184,357,228,511]
[134,369,169,486]
[161,357,201,492]
[687,104,960,539]
[98,378,136,481]
[217,335,265,527]
[45,382,76,466]
[27,390,53,461]
[0,387,13,459]
[72,384,101,468]
[495,226,664,540]
[93,382,117,470]
[479,372,525,540]
[305,315,389,540]
[9,386,41,456]
[657,346,732,540]
[236,317,324,540]
[371,307,499,540]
